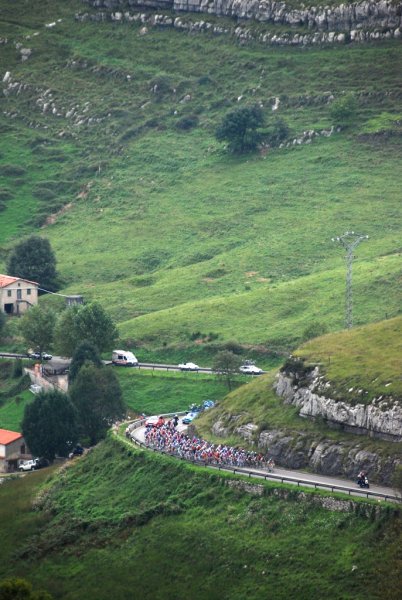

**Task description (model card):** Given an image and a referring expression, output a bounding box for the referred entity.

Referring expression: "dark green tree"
[69,364,125,445]
[216,105,265,154]
[68,340,102,384]
[55,302,118,357]
[22,390,78,461]
[7,236,59,292]
[19,305,56,357]
[0,578,53,600]
[212,350,242,391]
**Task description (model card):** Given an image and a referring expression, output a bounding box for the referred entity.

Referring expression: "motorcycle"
[357,475,369,488]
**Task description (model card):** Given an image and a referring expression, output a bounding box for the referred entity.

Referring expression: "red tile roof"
[0,274,38,287]
[0,429,23,445]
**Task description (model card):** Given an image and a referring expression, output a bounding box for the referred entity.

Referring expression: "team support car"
[239,364,264,375]
[178,362,200,371]
[145,415,165,428]
[182,412,198,425]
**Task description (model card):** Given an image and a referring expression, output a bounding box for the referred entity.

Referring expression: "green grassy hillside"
[0,0,401,357]
[0,435,400,600]
[295,315,402,405]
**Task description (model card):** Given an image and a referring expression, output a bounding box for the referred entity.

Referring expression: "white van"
[112,350,138,367]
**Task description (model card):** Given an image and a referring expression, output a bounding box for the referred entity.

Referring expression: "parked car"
[182,412,198,425]
[28,351,52,360]
[239,364,264,375]
[68,445,84,459]
[35,457,50,469]
[178,362,200,371]
[203,399,215,410]
[19,459,39,471]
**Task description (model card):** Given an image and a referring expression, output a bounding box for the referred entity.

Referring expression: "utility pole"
[332,231,369,329]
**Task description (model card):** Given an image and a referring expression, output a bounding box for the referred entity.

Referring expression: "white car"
[178,362,200,371]
[239,364,264,375]
[19,459,39,471]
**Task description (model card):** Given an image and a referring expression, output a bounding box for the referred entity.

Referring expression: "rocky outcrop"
[275,370,402,441]
[77,7,402,46]
[83,0,402,32]
[209,422,400,484]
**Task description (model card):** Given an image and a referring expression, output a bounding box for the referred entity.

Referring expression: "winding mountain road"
[129,423,400,503]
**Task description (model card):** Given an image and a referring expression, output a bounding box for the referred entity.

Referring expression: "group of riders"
[143,419,275,471]
[129,414,370,485]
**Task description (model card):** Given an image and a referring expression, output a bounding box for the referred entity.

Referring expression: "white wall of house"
[0,280,38,314]
[0,437,29,472]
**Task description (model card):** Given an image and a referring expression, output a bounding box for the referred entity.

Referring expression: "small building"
[65,294,84,307]
[0,274,38,315]
[0,428,30,472]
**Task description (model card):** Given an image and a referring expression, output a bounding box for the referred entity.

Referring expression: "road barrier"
[126,423,400,503]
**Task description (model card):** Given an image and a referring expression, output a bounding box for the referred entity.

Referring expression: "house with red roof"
[0,274,38,315]
[0,428,30,472]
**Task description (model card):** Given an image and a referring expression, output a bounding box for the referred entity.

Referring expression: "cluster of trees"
[22,341,125,460]
[215,94,358,155]
[19,301,118,357]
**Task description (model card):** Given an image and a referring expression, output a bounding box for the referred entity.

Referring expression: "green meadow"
[0,0,401,358]
[0,436,400,600]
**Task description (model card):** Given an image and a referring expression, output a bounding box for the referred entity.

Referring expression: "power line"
[332,231,369,329]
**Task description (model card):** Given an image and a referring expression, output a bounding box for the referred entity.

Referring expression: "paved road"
[130,424,399,502]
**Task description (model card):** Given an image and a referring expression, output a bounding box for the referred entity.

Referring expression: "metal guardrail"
[125,424,400,503]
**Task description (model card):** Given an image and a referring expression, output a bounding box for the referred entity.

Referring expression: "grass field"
[296,315,402,404]
[0,435,400,600]
[0,0,401,359]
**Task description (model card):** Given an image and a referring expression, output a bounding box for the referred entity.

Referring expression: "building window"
[7,290,12,297]
[17,289,22,300]
[27,288,31,295]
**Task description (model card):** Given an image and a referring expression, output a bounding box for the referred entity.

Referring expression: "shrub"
[330,93,358,128]
[175,115,199,131]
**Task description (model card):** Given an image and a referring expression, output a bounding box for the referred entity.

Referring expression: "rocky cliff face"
[210,416,401,485]
[84,0,402,32]
[275,369,402,441]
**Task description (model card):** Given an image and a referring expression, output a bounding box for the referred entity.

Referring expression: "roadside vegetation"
[0,436,400,600]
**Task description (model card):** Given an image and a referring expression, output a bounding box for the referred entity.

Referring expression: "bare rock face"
[275,371,402,441]
[83,0,402,32]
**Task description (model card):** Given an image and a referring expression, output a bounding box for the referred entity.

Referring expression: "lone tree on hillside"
[20,305,56,357]
[216,105,265,154]
[212,350,242,391]
[7,236,59,292]
[22,390,78,461]
[68,340,103,384]
[69,364,125,445]
[54,302,118,357]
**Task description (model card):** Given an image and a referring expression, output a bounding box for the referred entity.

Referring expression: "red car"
[145,415,165,428]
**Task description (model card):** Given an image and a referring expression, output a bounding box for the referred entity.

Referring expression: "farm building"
[0,274,38,315]
[0,428,30,472]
